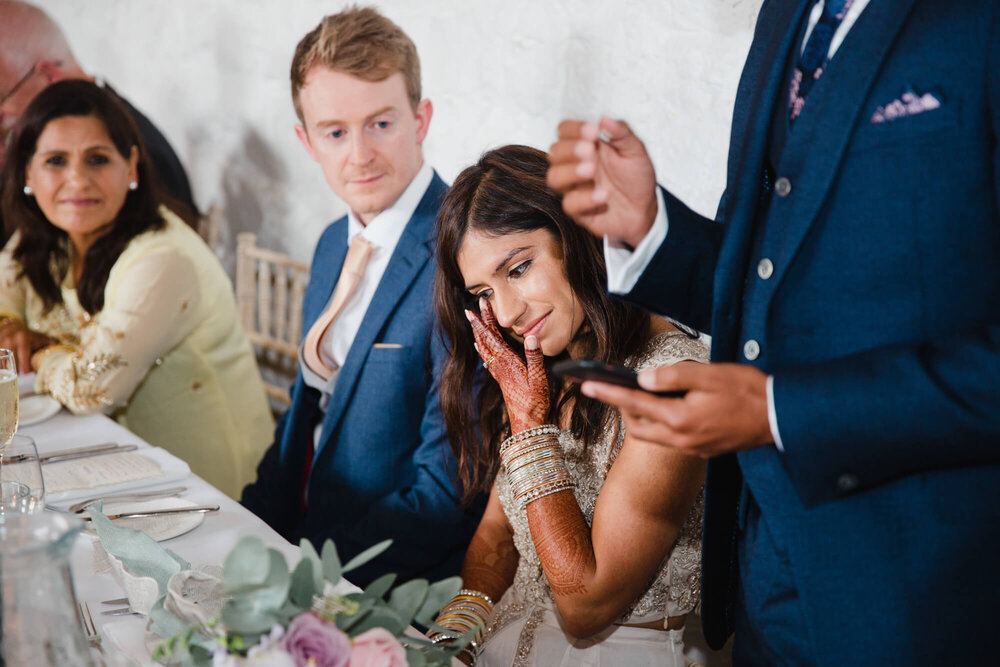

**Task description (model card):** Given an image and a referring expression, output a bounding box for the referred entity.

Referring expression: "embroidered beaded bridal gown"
[478,331,709,667]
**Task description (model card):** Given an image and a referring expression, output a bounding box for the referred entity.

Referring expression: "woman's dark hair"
[435,145,653,504]
[0,79,190,314]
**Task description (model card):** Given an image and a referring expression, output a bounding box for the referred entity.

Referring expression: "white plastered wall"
[37,0,764,269]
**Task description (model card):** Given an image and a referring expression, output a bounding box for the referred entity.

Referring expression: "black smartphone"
[552,359,687,398]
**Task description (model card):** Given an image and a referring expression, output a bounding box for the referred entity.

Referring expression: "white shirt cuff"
[766,374,785,452]
[604,188,669,295]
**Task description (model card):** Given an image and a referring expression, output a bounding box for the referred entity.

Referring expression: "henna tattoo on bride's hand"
[467,298,549,432]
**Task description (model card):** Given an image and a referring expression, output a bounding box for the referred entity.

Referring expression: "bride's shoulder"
[629,318,709,371]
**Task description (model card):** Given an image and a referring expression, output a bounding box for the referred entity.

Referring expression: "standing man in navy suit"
[242,6,481,587]
[549,0,999,663]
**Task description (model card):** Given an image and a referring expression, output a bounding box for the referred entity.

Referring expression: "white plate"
[85,497,206,542]
[18,395,62,426]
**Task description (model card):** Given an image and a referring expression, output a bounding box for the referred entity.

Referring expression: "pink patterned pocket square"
[870,88,942,124]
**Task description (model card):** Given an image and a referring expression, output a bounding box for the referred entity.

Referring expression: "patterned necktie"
[301,235,376,381]
[789,0,854,122]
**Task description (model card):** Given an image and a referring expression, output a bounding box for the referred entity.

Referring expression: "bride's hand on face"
[466,297,549,433]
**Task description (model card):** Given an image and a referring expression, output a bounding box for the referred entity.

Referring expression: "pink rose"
[348,628,407,667]
[281,613,351,667]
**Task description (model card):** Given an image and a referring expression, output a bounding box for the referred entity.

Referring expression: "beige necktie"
[302,236,376,381]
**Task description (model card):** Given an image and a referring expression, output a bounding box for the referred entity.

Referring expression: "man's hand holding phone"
[563,359,774,458]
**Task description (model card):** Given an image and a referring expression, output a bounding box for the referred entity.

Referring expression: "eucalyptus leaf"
[289,558,320,608]
[405,647,427,667]
[336,595,375,632]
[363,572,397,600]
[342,538,392,573]
[148,598,188,641]
[321,539,342,583]
[226,549,291,613]
[221,602,282,636]
[414,576,462,626]
[222,537,270,592]
[388,578,428,626]
[348,605,407,636]
[298,538,324,591]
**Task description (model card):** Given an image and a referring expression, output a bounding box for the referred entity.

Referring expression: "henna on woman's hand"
[466,298,549,432]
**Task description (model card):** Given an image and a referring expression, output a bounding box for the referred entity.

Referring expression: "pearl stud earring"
[128,181,138,191]
[22,185,33,196]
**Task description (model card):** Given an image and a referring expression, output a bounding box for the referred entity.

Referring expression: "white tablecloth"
[23,409,302,665]
[23,407,458,666]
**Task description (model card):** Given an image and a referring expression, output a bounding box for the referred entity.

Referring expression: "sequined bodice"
[491,331,708,635]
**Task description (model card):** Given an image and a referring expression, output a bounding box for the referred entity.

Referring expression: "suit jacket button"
[757,258,774,280]
[775,177,792,197]
[837,473,859,492]
[743,339,760,360]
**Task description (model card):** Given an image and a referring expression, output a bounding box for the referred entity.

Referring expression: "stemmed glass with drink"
[0,349,44,514]
[0,349,17,448]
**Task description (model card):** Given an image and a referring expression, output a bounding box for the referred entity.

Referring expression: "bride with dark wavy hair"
[429,144,709,666]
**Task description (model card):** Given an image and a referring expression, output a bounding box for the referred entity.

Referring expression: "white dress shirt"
[605,0,871,452]
[318,162,434,372]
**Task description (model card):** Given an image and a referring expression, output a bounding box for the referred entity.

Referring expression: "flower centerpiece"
[87,508,476,666]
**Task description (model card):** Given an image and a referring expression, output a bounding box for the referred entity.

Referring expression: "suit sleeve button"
[757,258,774,279]
[837,473,859,492]
[743,339,760,360]
[775,177,792,197]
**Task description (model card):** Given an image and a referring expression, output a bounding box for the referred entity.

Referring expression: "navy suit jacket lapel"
[764,0,919,292]
[711,0,812,358]
[315,172,447,453]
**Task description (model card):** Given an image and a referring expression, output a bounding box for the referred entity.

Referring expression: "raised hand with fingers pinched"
[465,297,549,434]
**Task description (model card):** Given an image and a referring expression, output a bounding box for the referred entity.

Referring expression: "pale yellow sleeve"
[36,250,201,414]
[0,234,27,322]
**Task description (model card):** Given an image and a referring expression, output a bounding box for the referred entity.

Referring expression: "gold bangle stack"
[499,424,574,510]
[427,589,495,662]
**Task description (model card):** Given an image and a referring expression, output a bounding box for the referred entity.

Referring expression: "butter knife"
[38,444,138,465]
[68,486,188,513]
[6,442,125,465]
[82,505,219,521]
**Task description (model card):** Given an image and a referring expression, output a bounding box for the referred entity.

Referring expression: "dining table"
[21,396,461,666]
[23,403,300,664]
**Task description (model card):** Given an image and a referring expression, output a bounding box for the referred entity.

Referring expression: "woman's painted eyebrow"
[465,246,531,292]
[37,144,114,157]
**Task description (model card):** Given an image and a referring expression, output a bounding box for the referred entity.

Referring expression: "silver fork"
[78,601,101,650]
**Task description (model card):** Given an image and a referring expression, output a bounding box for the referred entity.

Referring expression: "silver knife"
[68,486,189,513]
[38,444,138,465]
[82,505,220,521]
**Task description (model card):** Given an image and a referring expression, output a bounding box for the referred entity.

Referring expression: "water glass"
[0,434,45,514]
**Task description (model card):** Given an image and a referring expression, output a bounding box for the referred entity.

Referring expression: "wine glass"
[0,435,44,514]
[0,349,17,449]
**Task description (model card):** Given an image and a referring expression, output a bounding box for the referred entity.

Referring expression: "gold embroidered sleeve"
[35,250,202,414]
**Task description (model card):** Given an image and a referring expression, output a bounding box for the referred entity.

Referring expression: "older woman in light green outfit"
[0,80,271,498]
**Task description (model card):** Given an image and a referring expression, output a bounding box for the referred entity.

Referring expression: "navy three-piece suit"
[626,0,1000,662]
[242,174,481,587]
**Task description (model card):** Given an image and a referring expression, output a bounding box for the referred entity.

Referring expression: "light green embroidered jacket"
[0,209,273,498]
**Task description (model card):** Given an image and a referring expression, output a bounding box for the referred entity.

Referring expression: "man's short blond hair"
[290,5,421,123]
